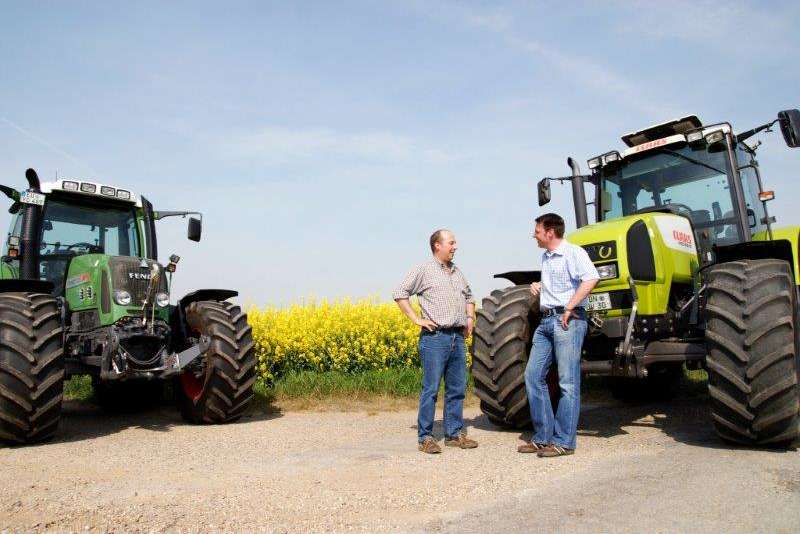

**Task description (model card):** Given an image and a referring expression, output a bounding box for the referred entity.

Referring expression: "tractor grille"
[109,257,167,305]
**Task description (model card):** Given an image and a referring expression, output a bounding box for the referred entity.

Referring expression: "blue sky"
[1,1,798,306]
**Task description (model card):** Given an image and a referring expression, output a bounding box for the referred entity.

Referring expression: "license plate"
[587,292,612,311]
[20,191,45,206]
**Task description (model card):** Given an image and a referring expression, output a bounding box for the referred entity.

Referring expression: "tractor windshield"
[600,143,741,248]
[41,199,140,256]
[39,198,141,292]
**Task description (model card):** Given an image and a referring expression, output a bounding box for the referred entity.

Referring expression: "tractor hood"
[565,213,699,316]
[65,254,169,327]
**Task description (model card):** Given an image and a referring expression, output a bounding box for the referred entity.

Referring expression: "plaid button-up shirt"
[392,259,474,328]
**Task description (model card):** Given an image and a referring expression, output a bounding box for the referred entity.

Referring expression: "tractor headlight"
[114,290,132,305]
[596,263,618,280]
[156,292,170,307]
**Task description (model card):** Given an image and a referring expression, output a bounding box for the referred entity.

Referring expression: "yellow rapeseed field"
[248,298,472,384]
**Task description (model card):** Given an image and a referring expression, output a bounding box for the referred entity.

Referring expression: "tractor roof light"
[686,130,704,143]
[100,186,115,196]
[116,189,131,200]
[588,156,602,170]
[704,130,725,145]
[758,190,775,201]
[80,182,96,193]
[602,151,621,165]
[63,181,79,191]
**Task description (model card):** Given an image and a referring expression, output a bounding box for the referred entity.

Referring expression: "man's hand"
[560,308,573,329]
[463,317,474,338]
[530,282,542,297]
[415,317,438,332]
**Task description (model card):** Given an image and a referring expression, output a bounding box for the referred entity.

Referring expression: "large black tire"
[705,259,800,445]
[0,293,64,444]
[472,285,553,428]
[176,300,256,423]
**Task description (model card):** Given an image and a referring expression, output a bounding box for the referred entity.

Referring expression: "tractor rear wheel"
[0,292,64,444]
[705,259,800,446]
[176,300,257,424]
[471,285,558,428]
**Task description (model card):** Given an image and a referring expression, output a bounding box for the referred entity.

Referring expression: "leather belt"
[541,306,585,317]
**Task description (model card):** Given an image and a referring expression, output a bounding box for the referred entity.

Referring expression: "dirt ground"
[1,396,798,533]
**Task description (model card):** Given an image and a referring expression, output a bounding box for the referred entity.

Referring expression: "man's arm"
[395,298,437,331]
[392,265,437,331]
[464,301,475,338]
[565,279,599,311]
[561,246,601,328]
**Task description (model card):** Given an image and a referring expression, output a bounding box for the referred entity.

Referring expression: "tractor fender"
[713,239,796,283]
[170,289,238,351]
[751,226,800,283]
[0,279,54,294]
[493,271,541,285]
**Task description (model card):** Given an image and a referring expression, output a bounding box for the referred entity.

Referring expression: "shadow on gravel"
[464,392,797,453]
[0,393,283,449]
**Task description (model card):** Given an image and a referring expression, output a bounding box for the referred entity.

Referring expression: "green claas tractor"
[472,110,800,446]
[0,170,256,444]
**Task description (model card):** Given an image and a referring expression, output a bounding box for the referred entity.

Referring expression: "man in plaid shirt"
[518,213,599,458]
[393,229,478,454]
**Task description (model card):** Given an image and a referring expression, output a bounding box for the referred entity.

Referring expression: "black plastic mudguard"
[0,279,54,294]
[170,289,238,351]
[493,271,541,285]
[713,240,793,268]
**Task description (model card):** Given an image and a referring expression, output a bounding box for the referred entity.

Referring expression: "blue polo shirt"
[540,240,599,310]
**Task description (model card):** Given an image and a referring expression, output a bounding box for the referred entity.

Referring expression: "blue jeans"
[524,314,587,449]
[418,330,466,442]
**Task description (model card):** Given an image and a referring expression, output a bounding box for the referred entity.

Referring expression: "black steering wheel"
[66,242,102,253]
[634,203,694,217]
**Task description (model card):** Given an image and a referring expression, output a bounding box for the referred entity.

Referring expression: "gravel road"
[1,397,798,533]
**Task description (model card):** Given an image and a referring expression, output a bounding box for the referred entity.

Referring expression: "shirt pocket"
[548,260,574,293]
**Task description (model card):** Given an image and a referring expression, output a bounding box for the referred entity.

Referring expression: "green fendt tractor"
[472,110,800,446]
[0,170,256,444]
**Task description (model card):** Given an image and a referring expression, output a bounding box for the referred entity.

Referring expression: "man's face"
[533,223,553,249]
[435,232,458,262]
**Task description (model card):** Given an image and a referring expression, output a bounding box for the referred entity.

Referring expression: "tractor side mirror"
[537,178,551,206]
[188,217,202,242]
[778,109,800,148]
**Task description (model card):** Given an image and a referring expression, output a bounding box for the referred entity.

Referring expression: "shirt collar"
[544,240,568,258]
[432,257,456,271]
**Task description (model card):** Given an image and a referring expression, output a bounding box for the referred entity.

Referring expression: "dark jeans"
[417,329,466,443]
[524,314,588,449]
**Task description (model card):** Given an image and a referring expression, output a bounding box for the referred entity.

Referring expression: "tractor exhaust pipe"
[568,157,589,228]
[20,168,43,281]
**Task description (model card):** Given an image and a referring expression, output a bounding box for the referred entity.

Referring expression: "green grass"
[62,366,710,411]
[64,374,93,401]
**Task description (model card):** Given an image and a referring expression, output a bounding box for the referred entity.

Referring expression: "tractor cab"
[589,117,775,261]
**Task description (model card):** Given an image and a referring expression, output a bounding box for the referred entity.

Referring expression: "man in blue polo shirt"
[518,213,599,457]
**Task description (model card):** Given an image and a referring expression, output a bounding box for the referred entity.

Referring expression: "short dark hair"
[429,229,450,252]
[535,213,565,238]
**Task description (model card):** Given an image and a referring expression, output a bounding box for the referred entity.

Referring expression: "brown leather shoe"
[517,441,548,453]
[444,433,478,449]
[418,437,442,454]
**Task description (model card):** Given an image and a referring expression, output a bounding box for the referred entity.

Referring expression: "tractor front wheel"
[704,259,800,446]
[471,285,559,428]
[0,292,64,444]
[176,300,256,424]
